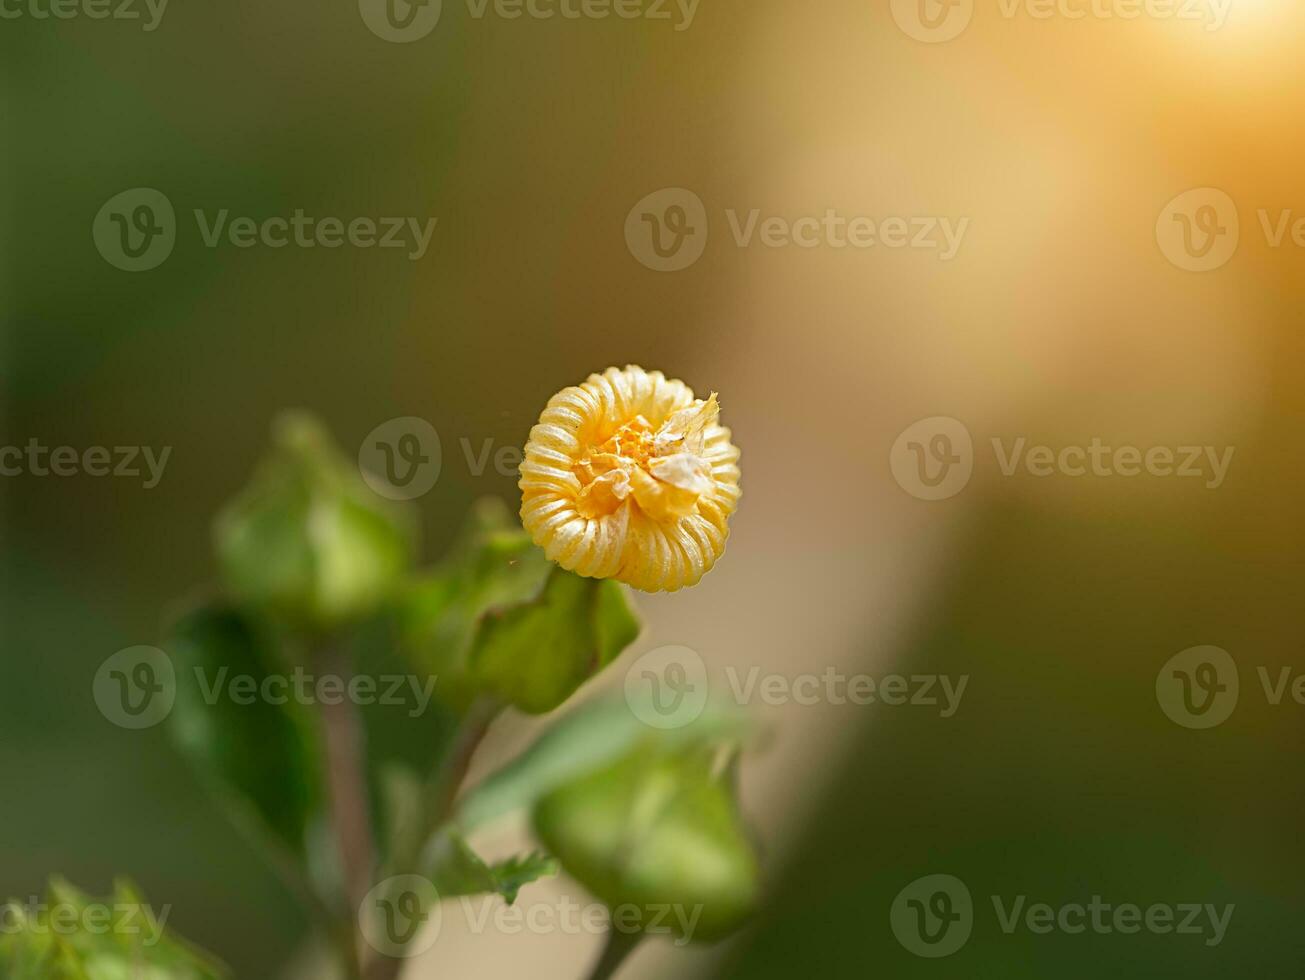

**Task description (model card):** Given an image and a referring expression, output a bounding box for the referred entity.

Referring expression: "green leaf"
[214,412,414,631]
[399,498,553,708]
[402,497,641,714]
[166,604,322,861]
[457,697,751,831]
[0,878,226,980]
[422,828,557,905]
[485,852,560,905]
[470,568,642,715]
[533,747,760,944]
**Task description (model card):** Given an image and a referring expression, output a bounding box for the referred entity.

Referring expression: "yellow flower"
[519,365,741,592]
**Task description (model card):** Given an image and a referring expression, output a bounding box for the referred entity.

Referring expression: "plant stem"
[381,694,503,885]
[316,642,376,980]
[329,918,364,980]
[362,696,503,980]
[425,695,503,830]
[585,930,644,980]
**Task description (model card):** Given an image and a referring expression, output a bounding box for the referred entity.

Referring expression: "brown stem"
[317,643,376,980]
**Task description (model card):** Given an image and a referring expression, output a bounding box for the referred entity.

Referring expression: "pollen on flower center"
[573,398,717,524]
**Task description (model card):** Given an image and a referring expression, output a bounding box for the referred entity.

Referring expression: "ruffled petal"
[519,365,740,592]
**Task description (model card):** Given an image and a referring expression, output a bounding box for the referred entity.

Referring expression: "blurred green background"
[4,0,1303,977]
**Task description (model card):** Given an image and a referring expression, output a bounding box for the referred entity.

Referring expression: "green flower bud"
[532,746,759,943]
[215,412,414,631]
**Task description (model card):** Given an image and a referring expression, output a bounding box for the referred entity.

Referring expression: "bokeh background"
[3,0,1303,977]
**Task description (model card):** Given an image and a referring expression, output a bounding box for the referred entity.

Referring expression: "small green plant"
[0,878,225,980]
[6,371,758,980]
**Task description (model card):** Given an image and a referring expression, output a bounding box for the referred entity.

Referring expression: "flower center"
[572,400,718,523]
